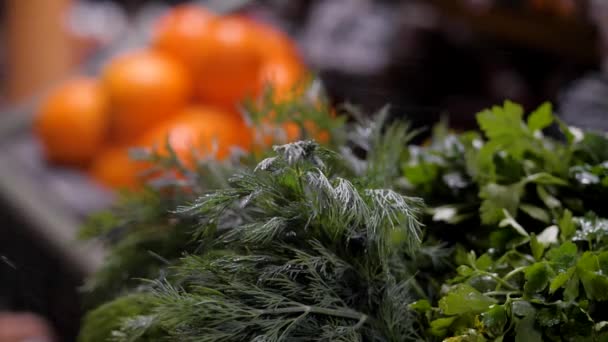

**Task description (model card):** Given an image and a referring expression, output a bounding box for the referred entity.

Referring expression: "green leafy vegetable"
[78,99,608,341]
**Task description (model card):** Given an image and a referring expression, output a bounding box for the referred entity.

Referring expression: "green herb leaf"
[475,253,493,271]
[558,210,575,241]
[499,209,529,237]
[477,101,525,159]
[409,299,431,313]
[556,118,575,145]
[403,163,439,186]
[481,305,507,337]
[514,313,542,342]
[564,273,580,302]
[578,252,608,301]
[536,185,561,210]
[536,307,561,327]
[439,284,497,315]
[429,316,457,337]
[523,173,568,186]
[549,267,576,294]
[527,102,553,132]
[457,265,473,277]
[524,262,552,295]
[530,234,545,261]
[520,203,550,223]
[546,241,578,272]
[511,301,535,317]
[479,183,523,225]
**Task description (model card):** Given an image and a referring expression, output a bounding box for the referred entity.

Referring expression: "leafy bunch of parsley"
[405,101,608,341]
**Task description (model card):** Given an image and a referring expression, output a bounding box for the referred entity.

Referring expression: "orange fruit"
[256,118,329,148]
[138,106,252,166]
[102,50,192,142]
[256,119,300,147]
[247,20,301,60]
[90,146,143,190]
[258,53,308,103]
[35,77,109,166]
[196,16,265,108]
[152,4,216,75]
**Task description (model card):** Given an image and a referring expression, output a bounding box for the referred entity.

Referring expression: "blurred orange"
[257,119,299,147]
[89,146,142,190]
[257,119,329,148]
[139,106,252,166]
[102,50,192,142]
[258,53,308,103]
[304,121,330,144]
[35,77,108,166]
[248,19,301,60]
[196,16,265,108]
[152,4,216,76]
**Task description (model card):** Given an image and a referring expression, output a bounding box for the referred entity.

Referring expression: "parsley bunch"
[406,101,608,341]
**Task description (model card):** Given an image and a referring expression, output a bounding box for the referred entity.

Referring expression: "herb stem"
[491,266,526,292]
[260,305,368,328]
[485,290,521,297]
[503,266,527,282]
[478,271,518,291]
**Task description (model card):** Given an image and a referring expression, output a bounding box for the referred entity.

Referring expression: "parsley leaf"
[439,284,497,315]
[527,102,554,132]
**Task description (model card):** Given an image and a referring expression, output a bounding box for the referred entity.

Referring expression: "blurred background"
[1,0,608,340]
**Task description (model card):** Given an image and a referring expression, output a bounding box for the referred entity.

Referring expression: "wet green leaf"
[511,301,535,317]
[546,241,577,272]
[578,252,608,301]
[457,265,474,277]
[409,299,431,313]
[530,234,545,261]
[479,183,523,225]
[536,307,562,327]
[481,305,507,337]
[564,273,580,302]
[475,253,493,271]
[439,284,497,315]
[429,316,457,337]
[514,313,542,342]
[499,209,528,237]
[549,266,575,294]
[536,185,561,210]
[444,329,488,342]
[403,163,439,186]
[559,210,575,241]
[524,262,552,295]
[520,204,550,223]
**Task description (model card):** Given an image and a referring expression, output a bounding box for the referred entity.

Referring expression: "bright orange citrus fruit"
[258,53,308,103]
[35,77,109,166]
[89,146,143,190]
[101,50,192,142]
[152,4,216,76]
[195,16,265,108]
[138,106,252,166]
[248,19,301,61]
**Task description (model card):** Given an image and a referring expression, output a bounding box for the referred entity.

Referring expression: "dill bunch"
[80,140,425,341]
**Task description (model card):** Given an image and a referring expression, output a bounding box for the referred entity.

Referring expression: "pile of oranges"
[34,4,311,190]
